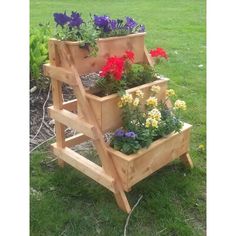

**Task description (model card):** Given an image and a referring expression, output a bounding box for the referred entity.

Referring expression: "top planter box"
[48,32,152,75]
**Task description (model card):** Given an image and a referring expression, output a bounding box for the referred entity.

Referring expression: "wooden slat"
[48,107,97,140]
[62,99,77,112]
[43,64,76,86]
[65,133,90,147]
[52,145,116,193]
[144,46,154,67]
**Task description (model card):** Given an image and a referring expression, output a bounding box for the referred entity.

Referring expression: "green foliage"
[54,21,100,56]
[30,23,51,87]
[124,64,156,88]
[79,22,101,56]
[95,77,127,95]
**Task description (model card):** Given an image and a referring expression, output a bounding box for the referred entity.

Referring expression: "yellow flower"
[174,100,187,110]
[151,119,158,128]
[148,108,162,120]
[135,89,144,98]
[146,96,158,107]
[198,144,205,151]
[145,118,152,128]
[133,97,140,106]
[151,85,161,94]
[120,93,133,105]
[145,117,159,128]
[166,89,176,97]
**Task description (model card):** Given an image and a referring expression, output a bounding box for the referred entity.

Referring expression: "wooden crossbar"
[63,99,77,112]
[43,64,77,86]
[52,144,116,193]
[65,133,90,147]
[48,106,97,140]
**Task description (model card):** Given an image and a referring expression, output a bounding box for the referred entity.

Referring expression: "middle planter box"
[85,78,169,132]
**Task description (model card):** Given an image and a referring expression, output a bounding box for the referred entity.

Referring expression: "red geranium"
[100,50,135,81]
[123,50,135,62]
[100,56,125,81]
[150,48,168,60]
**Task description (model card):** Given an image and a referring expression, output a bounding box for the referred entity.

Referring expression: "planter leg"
[58,158,65,167]
[180,153,193,168]
[114,188,131,213]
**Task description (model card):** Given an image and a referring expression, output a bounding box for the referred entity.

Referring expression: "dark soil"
[30,73,100,151]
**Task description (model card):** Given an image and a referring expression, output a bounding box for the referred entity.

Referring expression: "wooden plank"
[65,133,90,147]
[48,39,60,66]
[63,99,77,113]
[48,107,97,140]
[144,46,154,67]
[52,145,116,193]
[49,33,147,75]
[180,153,194,168]
[59,43,131,213]
[47,37,66,167]
[43,64,77,86]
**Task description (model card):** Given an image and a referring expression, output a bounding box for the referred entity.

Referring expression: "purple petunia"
[114,129,125,137]
[109,19,117,30]
[68,11,83,27]
[94,15,110,29]
[54,12,71,27]
[138,24,145,32]
[125,17,138,30]
[125,131,137,139]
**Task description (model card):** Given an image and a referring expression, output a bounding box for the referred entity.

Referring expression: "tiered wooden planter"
[43,32,193,213]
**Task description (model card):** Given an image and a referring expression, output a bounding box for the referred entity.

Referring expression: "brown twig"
[124,195,143,236]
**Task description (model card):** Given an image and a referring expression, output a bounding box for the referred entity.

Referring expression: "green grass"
[30,0,206,235]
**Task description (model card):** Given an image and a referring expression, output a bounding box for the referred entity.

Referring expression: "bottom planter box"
[106,123,192,192]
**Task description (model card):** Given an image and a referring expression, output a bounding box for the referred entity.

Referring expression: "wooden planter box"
[85,78,169,132]
[106,123,192,192]
[49,32,152,75]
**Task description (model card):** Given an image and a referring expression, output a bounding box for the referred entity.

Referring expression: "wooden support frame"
[44,35,193,213]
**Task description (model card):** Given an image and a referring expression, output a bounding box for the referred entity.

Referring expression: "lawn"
[30,0,206,235]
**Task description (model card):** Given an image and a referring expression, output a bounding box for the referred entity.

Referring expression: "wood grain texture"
[107,123,192,191]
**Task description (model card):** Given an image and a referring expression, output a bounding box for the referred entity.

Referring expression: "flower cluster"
[114,129,137,138]
[110,86,187,154]
[54,11,83,28]
[150,48,168,60]
[174,100,187,110]
[93,15,145,35]
[166,89,176,97]
[96,48,167,96]
[52,12,145,56]
[99,50,134,81]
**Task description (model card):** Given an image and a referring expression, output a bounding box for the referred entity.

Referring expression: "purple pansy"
[53,12,71,27]
[68,12,83,27]
[114,129,125,137]
[125,131,137,139]
[125,17,138,30]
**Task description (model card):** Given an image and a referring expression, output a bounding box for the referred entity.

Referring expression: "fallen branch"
[124,195,143,236]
